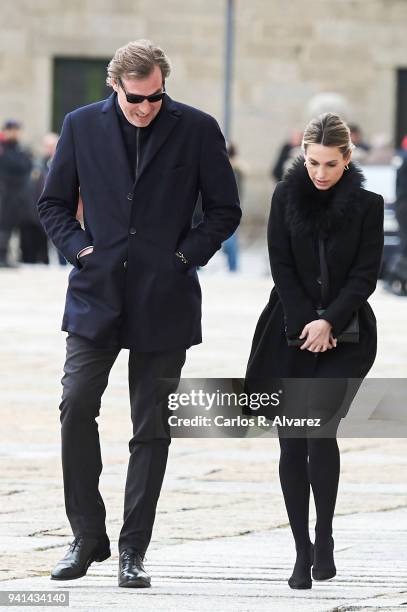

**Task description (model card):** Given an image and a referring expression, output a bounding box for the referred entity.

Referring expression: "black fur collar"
[283,155,365,236]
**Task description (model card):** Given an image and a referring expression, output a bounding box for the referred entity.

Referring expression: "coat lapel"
[99,93,182,192]
[134,94,182,185]
[100,93,133,198]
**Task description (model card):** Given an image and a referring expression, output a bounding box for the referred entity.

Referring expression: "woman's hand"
[299,319,337,352]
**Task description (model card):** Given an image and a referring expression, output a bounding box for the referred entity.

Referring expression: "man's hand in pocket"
[78,246,94,259]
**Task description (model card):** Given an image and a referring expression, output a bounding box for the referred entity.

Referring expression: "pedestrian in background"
[271,129,303,182]
[19,134,59,264]
[222,142,247,272]
[0,120,32,267]
[348,123,370,163]
[386,139,407,293]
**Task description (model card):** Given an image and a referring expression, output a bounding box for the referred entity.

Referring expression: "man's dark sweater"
[114,94,161,182]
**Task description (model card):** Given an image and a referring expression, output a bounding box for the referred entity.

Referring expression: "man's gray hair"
[106,39,171,86]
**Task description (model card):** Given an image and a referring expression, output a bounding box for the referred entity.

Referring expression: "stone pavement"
[0,245,407,610]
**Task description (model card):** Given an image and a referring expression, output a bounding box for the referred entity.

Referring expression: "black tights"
[278,426,340,551]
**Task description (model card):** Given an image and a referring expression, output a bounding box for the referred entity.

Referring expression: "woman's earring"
[345,164,350,170]
[304,161,307,167]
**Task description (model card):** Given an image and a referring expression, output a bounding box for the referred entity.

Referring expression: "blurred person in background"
[0,120,33,267]
[19,133,59,264]
[396,150,407,258]
[38,39,240,588]
[222,142,247,272]
[348,123,370,163]
[400,135,407,156]
[42,132,59,166]
[386,136,407,293]
[42,133,69,265]
[364,133,394,165]
[271,129,303,182]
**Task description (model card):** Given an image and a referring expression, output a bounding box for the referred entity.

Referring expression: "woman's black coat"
[245,156,384,420]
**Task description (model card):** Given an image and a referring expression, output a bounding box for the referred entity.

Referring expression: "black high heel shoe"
[312,536,336,581]
[288,542,314,589]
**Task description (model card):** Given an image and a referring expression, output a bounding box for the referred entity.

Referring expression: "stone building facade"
[0,0,406,217]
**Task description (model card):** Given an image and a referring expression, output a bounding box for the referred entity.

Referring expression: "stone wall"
[0,0,405,218]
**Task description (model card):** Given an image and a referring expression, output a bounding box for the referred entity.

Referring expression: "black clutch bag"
[286,235,359,346]
[316,308,359,343]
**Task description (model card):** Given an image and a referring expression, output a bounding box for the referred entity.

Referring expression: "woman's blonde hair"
[106,39,171,86]
[302,113,354,158]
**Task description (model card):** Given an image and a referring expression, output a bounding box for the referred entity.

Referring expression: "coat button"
[127,193,133,200]
[129,227,137,235]
[123,260,127,270]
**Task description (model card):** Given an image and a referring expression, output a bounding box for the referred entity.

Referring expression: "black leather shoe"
[118,549,151,588]
[312,536,336,581]
[51,535,111,580]
[288,542,314,589]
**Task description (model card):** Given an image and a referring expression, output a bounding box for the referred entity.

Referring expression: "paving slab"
[1,248,407,610]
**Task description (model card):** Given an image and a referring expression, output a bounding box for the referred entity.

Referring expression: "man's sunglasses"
[118,78,166,104]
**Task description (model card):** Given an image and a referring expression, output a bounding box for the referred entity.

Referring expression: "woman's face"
[304,144,351,190]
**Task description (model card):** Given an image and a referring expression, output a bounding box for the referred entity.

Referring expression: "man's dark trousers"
[60,332,186,555]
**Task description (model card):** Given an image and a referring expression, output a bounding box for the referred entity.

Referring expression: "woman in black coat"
[245,113,384,589]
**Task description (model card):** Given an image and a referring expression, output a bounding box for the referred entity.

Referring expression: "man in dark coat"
[37,39,241,587]
[0,120,33,267]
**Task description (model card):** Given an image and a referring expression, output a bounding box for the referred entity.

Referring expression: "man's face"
[113,65,164,128]
[42,133,59,158]
[3,127,21,142]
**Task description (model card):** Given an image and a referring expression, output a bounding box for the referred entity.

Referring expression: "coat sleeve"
[37,113,92,268]
[174,115,241,268]
[320,194,384,337]
[268,182,320,337]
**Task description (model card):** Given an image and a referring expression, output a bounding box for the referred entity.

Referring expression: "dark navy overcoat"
[38,93,241,350]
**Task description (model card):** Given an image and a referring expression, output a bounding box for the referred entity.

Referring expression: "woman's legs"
[278,433,313,588]
[278,416,341,586]
[307,435,340,543]
[307,418,341,579]
[278,435,311,550]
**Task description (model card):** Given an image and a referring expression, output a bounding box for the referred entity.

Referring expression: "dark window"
[52,57,111,132]
[396,69,407,148]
